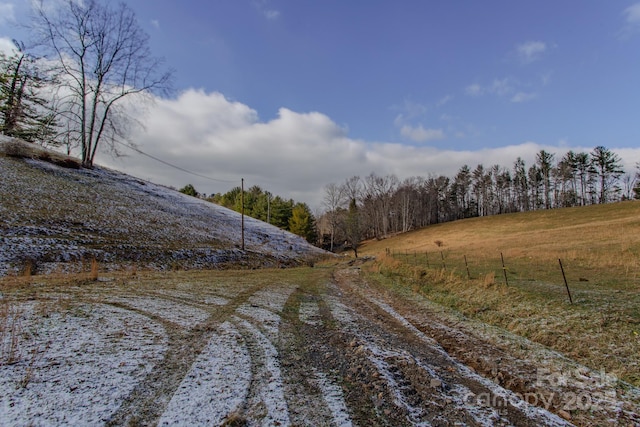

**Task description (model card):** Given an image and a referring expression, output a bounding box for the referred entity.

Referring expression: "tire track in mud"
[278,285,364,426]
[327,268,571,426]
[27,267,582,425]
[150,283,300,426]
[105,283,270,426]
[233,315,291,425]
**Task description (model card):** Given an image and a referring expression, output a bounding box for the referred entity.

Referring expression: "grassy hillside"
[0,137,326,276]
[359,203,640,386]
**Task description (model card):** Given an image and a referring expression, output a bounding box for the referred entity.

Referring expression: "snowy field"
[0,137,326,276]
[2,266,637,426]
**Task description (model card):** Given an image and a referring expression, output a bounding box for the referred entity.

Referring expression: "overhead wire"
[114,140,237,184]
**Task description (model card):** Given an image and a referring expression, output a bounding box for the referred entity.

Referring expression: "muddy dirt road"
[1,264,638,426]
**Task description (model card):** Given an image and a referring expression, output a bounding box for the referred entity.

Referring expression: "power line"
[115,140,237,184]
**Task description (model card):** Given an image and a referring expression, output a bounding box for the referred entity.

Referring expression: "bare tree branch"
[29,0,172,167]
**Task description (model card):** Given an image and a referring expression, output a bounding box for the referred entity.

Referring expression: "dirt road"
[1,264,638,426]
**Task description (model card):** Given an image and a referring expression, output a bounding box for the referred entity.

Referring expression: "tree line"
[320,146,636,256]
[178,184,318,244]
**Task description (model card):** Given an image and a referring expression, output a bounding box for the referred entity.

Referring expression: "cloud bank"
[97,89,640,209]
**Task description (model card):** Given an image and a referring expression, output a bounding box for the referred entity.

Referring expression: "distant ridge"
[0,136,326,276]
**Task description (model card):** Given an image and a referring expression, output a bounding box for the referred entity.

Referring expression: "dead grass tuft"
[221,411,247,426]
[89,258,99,281]
[481,271,496,288]
[0,138,80,169]
[21,259,35,282]
[0,300,24,366]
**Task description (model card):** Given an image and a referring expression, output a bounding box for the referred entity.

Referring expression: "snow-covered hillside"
[0,137,327,275]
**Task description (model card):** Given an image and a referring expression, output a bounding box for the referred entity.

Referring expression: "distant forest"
[186,146,638,254]
[201,185,318,245]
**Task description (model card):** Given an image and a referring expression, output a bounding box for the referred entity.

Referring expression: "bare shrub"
[1,138,81,168]
[221,412,247,426]
[482,271,496,288]
[1,140,33,159]
[89,258,99,281]
[19,258,37,280]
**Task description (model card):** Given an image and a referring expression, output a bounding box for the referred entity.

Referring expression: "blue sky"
[130,0,640,148]
[2,1,640,207]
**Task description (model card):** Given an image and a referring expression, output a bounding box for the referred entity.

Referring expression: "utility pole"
[241,178,245,251]
[267,192,271,224]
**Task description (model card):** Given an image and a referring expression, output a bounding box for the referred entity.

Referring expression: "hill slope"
[0,137,326,276]
[359,200,640,387]
[361,199,640,288]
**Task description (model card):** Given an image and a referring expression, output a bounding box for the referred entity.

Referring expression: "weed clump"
[0,138,80,168]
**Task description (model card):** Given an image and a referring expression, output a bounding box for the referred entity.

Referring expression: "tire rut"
[104,282,269,426]
[330,267,570,426]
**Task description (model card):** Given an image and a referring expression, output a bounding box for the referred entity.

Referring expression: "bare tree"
[322,182,345,252]
[621,173,637,200]
[536,150,555,209]
[362,173,398,238]
[30,0,172,167]
[591,146,623,204]
[0,41,55,142]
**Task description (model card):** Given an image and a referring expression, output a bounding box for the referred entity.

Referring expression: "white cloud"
[490,78,513,96]
[621,3,640,38]
[466,78,516,98]
[437,94,453,107]
[624,3,640,25]
[517,41,547,63]
[252,0,280,21]
[98,89,640,209]
[0,2,15,25]
[511,92,538,103]
[151,19,160,29]
[0,36,16,54]
[465,84,483,96]
[264,9,280,20]
[392,98,428,121]
[400,125,445,143]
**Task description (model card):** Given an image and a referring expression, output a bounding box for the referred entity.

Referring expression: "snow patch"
[247,285,297,313]
[365,295,571,426]
[313,370,353,427]
[236,304,282,340]
[234,316,291,426]
[0,302,167,426]
[299,302,322,326]
[158,322,251,426]
[108,296,209,328]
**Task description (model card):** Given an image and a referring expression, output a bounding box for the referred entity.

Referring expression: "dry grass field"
[4,264,638,425]
[359,202,640,388]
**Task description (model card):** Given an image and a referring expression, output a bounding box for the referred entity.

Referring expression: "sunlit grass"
[360,202,640,386]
